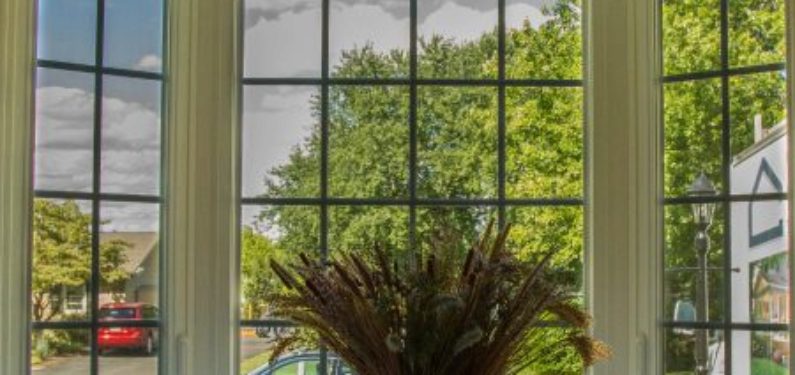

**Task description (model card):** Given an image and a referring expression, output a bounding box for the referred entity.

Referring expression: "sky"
[241,0,555,228]
[36,0,557,232]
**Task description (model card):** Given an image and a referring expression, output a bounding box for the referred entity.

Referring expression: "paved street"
[241,336,272,361]
[32,351,157,375]
[31,339,271,375]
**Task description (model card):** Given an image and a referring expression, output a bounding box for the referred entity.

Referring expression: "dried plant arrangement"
[269,221,609,375]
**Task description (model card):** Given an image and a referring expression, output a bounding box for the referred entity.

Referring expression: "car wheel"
[145,335,154,356]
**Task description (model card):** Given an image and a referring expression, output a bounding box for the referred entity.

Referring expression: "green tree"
[249,3,586,373]
[244,0,787,372]
[261,0,584,277]
[240,226,290,319]
[662,0,786,371]
[32,199,130,322]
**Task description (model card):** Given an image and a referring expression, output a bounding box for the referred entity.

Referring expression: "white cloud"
[240,1,554,197]
[330,2,409,67]
[506,2,552,30]
[101,201,160,232]
[244,5,322,77]
[35,87,95,192]
[134,54,162,71]
[244,1,552,78]
[36,85,161,201]
[244,0,555,24]
[242,86,316,197]
[419,2,549,42]
[419,2,497,43]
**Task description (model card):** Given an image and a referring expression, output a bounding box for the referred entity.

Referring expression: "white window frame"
[1,0,793,374]
[0,0,36,373]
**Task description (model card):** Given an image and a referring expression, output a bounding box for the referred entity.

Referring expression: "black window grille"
[240,0,586,373]
[32,0,166,374]
[660,0,789,373]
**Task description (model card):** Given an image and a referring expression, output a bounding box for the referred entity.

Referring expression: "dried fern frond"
[269,222,609,374]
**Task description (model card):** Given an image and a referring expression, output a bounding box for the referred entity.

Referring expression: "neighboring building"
[728,116,790,373]
[60,232,159,315]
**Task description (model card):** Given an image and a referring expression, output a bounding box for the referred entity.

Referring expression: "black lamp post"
[687,172,717,375]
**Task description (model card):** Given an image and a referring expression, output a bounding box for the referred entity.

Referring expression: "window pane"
[31,329,90,374]
[662,0,790,369]
[522,328,586,374]
[416,206,494,256]
[418,87,498,198]
[329,86,409,198]
[330,0,409,78]
[101,77,162,196]
[32,199,94,322]
[730,200,789,324]
[37,0,96,65]
[732,330,790,374]
[100,202,159,233]
[243,0,322,78]
[240,328,328,375]
[329,206,409,256]
[238,0,586,371]
[35,68,95,193]
[507,206,584,291]
[103,0,163,72]
[729,71,788,167]
[418,0,498,78]
[99,202,160,315]
[506,0,582,80]
[664,79,724,197]
[242,85,320,198]
[240,205,320,320]
[664,328,721,374]
[507,87,583,198]
[664,204,726,323]
[98,327,159,373]
[729,0,787,68]
[34,0,165,371]
[662,0,721,76]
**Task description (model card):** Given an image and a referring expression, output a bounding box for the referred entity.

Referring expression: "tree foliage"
[241,226,291,319]
[258,0,585,285]
[32,199,130,322]
[241,0,788,372]
[662,0,786,371]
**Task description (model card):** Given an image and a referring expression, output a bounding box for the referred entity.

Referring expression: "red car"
[97,303,159,355]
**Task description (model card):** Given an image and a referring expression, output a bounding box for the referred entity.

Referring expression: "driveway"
[32,341,272,375]
[33,352,157,375]
[241,336,273,360]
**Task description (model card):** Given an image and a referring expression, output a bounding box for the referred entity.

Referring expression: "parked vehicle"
[248,352,352,375]
[255,325,296,341]
[97,302,159,355]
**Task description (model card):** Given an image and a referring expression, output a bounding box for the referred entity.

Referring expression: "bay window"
[0,0,792,374]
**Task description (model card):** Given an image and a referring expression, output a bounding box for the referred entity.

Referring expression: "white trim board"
[0,0,35,372]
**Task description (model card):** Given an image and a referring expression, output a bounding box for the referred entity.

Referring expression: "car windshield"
[99,307,136,319]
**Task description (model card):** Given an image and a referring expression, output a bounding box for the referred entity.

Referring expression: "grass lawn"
[30,353,43,366]
[666,359,786,375]
[239,351,319,375]
[751,358,787,375]
[240,350,272,374]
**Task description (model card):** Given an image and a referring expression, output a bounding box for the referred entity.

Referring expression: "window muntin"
[240,0,585,373]
[661,0,789,373]
[31,0,165,373]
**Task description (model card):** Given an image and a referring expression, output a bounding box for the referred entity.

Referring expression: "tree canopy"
[239,0,787,372]
[32,199,130,322]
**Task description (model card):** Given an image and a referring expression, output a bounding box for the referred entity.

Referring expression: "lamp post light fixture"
[687,172,717,375]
